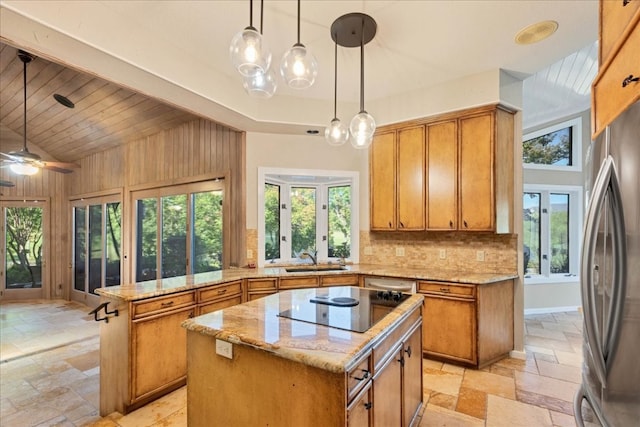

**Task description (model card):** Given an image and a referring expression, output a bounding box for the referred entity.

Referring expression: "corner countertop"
[181,287,424,373]
[95,263,518,302]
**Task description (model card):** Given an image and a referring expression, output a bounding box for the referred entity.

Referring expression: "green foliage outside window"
[5,206,43,288]
[523,127,572,166]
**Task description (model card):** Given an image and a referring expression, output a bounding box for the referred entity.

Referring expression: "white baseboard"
[524,306,581,315]
[509,350,527,360]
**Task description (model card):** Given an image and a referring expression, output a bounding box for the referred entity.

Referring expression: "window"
[523,185,582,283]
[258,168,359,266]
[133,181,224,281]
[523,117,581,172]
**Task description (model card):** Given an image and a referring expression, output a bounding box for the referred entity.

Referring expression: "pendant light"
[280,0,318,89]
[230,0,271,77]
[325,34,349,146]
[243,0,277,98]
[349,16,376,149]
[330,13,377,149]
[11,51,38,176]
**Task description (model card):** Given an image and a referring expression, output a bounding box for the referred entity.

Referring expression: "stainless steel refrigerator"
[574,100,640,426]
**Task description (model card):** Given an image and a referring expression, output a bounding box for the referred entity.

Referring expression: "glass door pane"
[4,206,44,290]
[74,207,87,292]
[105,202,122,286]
[161,194,187,278]
[88,205,103,294]
[264,183,281,262]
[290,187,316,257]
[550,193,570,274]
[193,190,223,273]
[523,193,541,275]
[327,185,351,259]
[137,198,158,281]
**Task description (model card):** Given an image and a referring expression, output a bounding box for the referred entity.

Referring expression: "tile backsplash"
[246,228,517,274]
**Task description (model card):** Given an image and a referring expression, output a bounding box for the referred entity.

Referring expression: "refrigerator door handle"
[581,156,612,388]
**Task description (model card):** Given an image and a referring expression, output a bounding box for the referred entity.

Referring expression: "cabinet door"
[397,126,425,230]
[131,306,194,401]
[422,295,476,364]
[199,295,242,315]
[373,348,402,427]
[426,120,457,230]
[403,325,423,427]
[347,381,372,427]
[370,131,396,230]
[459,113,494,231]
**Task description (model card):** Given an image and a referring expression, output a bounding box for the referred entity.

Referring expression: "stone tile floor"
[0,300,594,426]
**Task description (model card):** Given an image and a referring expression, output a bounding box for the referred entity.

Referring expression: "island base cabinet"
[186,331,346,427]
[373,349,402,427]
[348,382,373,427]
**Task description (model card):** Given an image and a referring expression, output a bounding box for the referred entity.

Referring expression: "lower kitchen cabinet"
[245,277,278,300]
[197,280,243,315]
[419,280,513,368]
[348,382,373,427]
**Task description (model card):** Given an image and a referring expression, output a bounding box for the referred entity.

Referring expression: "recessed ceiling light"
[515,20,558,45]
[306,129,320,135]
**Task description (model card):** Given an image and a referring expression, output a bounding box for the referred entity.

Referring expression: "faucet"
[300,250,317,265]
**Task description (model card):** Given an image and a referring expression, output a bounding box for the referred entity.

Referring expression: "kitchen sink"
[284,265,347,273]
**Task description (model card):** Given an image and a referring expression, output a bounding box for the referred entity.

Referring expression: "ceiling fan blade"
[0,179,16,187]
[41,161,78,174]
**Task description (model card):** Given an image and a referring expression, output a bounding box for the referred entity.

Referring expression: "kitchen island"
[182,286,424,426]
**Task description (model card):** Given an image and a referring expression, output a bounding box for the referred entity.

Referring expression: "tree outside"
[523,127,571,166]
[5,206,43,288]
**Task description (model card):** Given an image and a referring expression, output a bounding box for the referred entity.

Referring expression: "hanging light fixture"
[243,0,277,98]
[230,0,271,77]
[280,0,318,89]
[330,13,377,149]
[324,34,349,146]
[10,51,38,176]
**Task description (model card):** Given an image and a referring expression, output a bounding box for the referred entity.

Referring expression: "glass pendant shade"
[243,67,277,98]
[10,163,38,176]
[280,43,318,89]
[349,111,376,149]
[230,26,271,77]
[325,118,349,146]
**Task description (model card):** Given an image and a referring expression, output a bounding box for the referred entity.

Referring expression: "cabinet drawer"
[246,278,278,291]
[199,295,243,315]
[418,281,476,298]
[600,0,640,62]
[593,14,640,136]
[132,291,196,319]
[372,307,421,372]
[347,352,372,402]
[247,291,276,301]
[320,274,359,287]
[198,281,242,303]
[279,276,319,289]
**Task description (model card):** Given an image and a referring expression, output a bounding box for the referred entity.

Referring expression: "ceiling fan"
[0,49,79,179]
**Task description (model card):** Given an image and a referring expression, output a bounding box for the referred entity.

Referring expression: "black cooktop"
[277,287,410,333]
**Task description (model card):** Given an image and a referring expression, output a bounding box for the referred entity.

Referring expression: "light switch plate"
[247,249,253,259]
[396,247,405,257]
[439,249,446,259]
[476,251,485,262]
[216,339,233,359]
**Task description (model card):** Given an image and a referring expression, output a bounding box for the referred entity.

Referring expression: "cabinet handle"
[397,356,405,367]
[388,221,392,228]
[217,289,228,295]
[405,346,412,358]
[399,221,405,228]
[353,369,370,381]
[623,0,631,6]
[439,287,451,293]
[449,220,453,228]
[622,75,639,88]
[188,311,195,318]
[463,220,468,228]
[364,402,372,410]
[161,301,175,307]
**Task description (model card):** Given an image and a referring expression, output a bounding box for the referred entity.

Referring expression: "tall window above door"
[523,117,582,172]
[259,168,359,267]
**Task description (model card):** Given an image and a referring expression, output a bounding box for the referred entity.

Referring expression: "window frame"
[258,167,359,267]
[523,117,582,172]
[523,184,583,285]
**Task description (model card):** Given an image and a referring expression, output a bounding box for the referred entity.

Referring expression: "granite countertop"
[95,263,518,301]
[181,287,424,373]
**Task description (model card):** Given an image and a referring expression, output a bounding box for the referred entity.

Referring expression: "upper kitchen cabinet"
[370,126,425,231]
[592,1,640,137]
[371,104,515,233]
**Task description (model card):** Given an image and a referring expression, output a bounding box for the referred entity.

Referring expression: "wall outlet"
[364,246,373,256]
[476,250,485,262]
[439,249,446,259]
[396,247,405,257]
[247,249,253,259]
[216,339,233,359]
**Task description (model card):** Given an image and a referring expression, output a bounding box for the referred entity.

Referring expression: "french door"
[71,195,122,306]
[1,200,48,300]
